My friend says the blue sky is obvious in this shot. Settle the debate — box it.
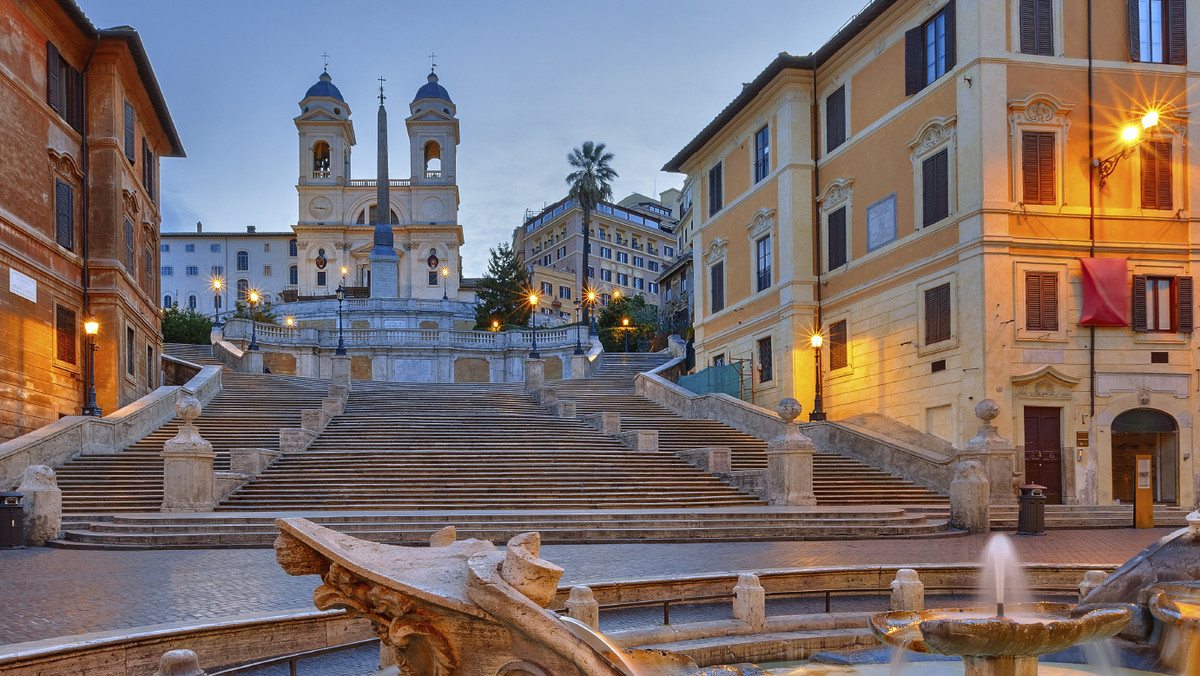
[77,1,865,275]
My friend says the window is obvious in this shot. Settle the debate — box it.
[316,271,326,286]
[45,42,83,131]
[754,125,770,182]
[601,269,613,282]
[1019,0,1054,55]
[289,239,298,256]
[211,265,223,276]
[312,140,331,178]
[163,294,172,307]
[1130,0,1186,64]
[146,345,154,388]
[236,250,249,271]
[757,336,773,382]
[755,236,772,292]
[922,149,950,226]
[617,251,629,264]
[160,243,169,252]
[123,100,135,162]
[161,266,173,276]
[905,2,956,95]
[55,305,76,365]
[541,282,553,295]
[236,279,249,298]
[1141,141,1172,210]
[188,295,197,309]
[830,320,848,370]
[144,248,152,286]
[126,327,135,375]
[828,206,847,270]
[1133,275,1192,332]
[633,256,644,268]
[1021,132,1055,205]
[664,246,675,257]
[263,265,272,277]
[708,162,724,215]
[710,262,725,313]
[826,87,847,152]
[1025,272,1059,331]
[924,283,952,344]
[185,243,195,253]
[210,243,221,253]
[617,273,629,286]
[648,261,660,273]
[587,266,594,279]
[560,286,571,299]
[713,354,725,367]
[142,139,155,202]
[54,179,73,250]
[633,277,644,291]
[289,265,298,285]
[186,266,198,276]
[262,243,270,253]
[429,270,439,286]
[600,246,613,259]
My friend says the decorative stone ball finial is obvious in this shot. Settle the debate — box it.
[175,396,202,425]
[974,399,1000,423]
[776,398,803,424]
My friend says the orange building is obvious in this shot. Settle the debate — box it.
[666,0,1195,507]
[0,0,183,441]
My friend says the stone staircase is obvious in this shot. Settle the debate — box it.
[163,342,224,366]
[557,354,949,506]
[918,503,1195,530]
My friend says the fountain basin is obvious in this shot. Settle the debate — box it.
[870,603,1131,657]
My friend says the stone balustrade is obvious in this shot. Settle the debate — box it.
[223,318,576,351]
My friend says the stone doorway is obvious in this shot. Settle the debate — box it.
[1023,406,1063,504]
[1111,408,1178,505]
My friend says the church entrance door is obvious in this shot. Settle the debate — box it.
[1023,406,1062,504]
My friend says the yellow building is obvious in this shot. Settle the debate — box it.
[665,0,1195,507]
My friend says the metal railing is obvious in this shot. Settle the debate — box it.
[208,638,378,676]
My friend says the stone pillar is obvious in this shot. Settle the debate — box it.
[17,465,61,546]
[524,358,545,394]
[161,397,215,512]
[244,349,263,375]
[153,649,207,676]
[331,354,352,388]
[570,354,588,379]
[1078,570,1107,601]
[891,569,925,611]
[962,398,1019,504]
[566,585,600,630]
[950,459,991,534]
[765,398,817,506]
[732,573,765,631]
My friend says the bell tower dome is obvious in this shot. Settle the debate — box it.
[295,71,356,188]
[407,70,459,188]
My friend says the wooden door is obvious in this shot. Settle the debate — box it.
[1112,433,1158,504]
[1023,406,1062,504]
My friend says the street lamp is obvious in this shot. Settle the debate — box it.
[340,266,348,285]
[247,290,260,350]
[528,293,540,358]
[285,315,295,328]
[622,317,631,352]
[441,266,449,300]
[810,332,826,421]
[211,278,223,326]
[586,290,597,337]
[82,316,101,416]
[573,298,584,355]
[1097,110,1161,187]
[335,285,347,356]
[492,319,500,332]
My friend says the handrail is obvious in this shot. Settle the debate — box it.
[208,638,378,675]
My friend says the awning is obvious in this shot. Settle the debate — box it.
[1079,257,1128,327]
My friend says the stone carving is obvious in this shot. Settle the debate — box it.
[950,459,990,533]
[776,398,803,424]
[122,188,141,216]
[817,178,854,209]
[891,569,925,612]
[974,399,999,423]
[46,148,83,180]
[160,396,215,512]
[703,238,727,265]
[765,398,817,506]
[908,116,957,156]
[746,208,776,238]
[1012,365,1080,400]
[1137,388,1152,406]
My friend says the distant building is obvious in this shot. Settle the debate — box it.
[514,192,678,323]
[0,0,182,440]
[658,182,696,333]
[159,225,295,316]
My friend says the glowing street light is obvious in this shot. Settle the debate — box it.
[573,298,584,355]
[441,266,450,300]
[82,316,101,416]
[622,317,631,352]
[335,285,347,356]
[285,315,295,328]
[528,293,540,358]
[211,277,224,326]
[810,332,826,421]
[247,290,260,351]
[1099,109,1163,187]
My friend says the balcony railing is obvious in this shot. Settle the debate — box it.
[425,170,442,179]
[224,318,575,351]
[312,169,330,179]
[345,179,411,187]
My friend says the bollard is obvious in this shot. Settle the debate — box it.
[1016,484,1047,535]
[1078,570,1108,601]
[732,573,765,631]
[566,585,600,630]
[891,569,925,611]
[153,649,207,676]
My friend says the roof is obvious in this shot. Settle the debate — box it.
[413,71,452,103]
[56,1,185,157]
[160,230,295,238]
[304,72,344,102]
[662,0,900,173]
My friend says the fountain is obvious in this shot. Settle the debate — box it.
[1147,582,1200,675]
[869,534,1132,676]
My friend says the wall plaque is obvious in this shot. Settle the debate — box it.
[8,269,36,302]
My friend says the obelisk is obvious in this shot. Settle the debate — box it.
[369,77,399,299]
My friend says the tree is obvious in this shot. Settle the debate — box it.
[233,298,279,324]
[161,304,213,345]
[473,242,532,329]
[596,294,657,352]
[566,141,617,333]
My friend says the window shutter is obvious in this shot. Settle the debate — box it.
[828,207,847,270]
[1128,0,1142,62]
[55,179,72,249]
[923,155,938,226]
[937,284,951,341]
[924,150,950,225]
[46,42,60,112]
[1167,0,1187,65]
[1022,133,1041,203]
[1156,142,1172,210]
[1037,133,1055,204]
[67,66,83,132]
[711,262,724,313]
[944,1,957,71]
[924,287,939,343]
[1019,0,1037,54]
[123,101,135,162]
[55,305,76,365]
[1142,141,1172,210]
[1132,274,1148,331]
[125,217,135,272]
[1042,272,1058,331]
[1025,272,1043,329]
[830,319,848,370]
[826,87,846,152]
[1177,276,1193,333]
[905,26,924,95]
[1035,0,1053,55]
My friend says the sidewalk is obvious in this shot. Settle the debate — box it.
[0,527,1175,648]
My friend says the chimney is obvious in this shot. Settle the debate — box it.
[196,221,203,233]
[247,225,256,233]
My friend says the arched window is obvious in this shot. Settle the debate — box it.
[312,141,331,178]
[163,294,172,307]
[236,250,249,271]
[188,295,197,309]
[289,265,298,285]
[236,278,249,299]
[359,205,400,225]
[424,141,442,177]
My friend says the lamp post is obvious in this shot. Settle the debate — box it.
[573,298,584,355]
[285,315,295,329]
[810,332,826,421]
[82,316,101,416]
[586,290,597,337]
[528,293,540,358]
[335,285,347,355]
[622,317,631,353]
[1096,110,1161,187]
[492,319,500,332]
[441,266,450,300]
[212,278,223,326]
[247,291,260,350]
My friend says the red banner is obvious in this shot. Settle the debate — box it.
[1079,257,1128,327]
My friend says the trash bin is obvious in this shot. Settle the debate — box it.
[0,491,24,549]
[1016,483,1046,536]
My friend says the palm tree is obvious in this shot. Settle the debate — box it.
[566,141,618,335]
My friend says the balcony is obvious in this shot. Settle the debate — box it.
[312,169,331,179]
[425,170,442,179]
[345,179,411,187]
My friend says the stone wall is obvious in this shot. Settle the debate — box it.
[544,356,563,380]
[455,357,490,383]
[262,352,296,375]
[350,356,372,380]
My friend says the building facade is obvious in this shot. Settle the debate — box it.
[514,192,679,322]
[666,0,1197,507]
[159,226,295,315]
[0,0,182,441]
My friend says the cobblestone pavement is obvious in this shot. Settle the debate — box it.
[0,528,1175,649]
